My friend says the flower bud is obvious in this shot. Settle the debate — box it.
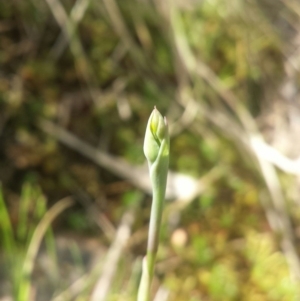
[143,107,168,164]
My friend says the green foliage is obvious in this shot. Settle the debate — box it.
[192,236,214,266]
[245,232,298,300]
[0,185,15,255]
[0,183,54,300]
[0,183,74,301]
[207,262,239,300]
[0,0,299,300]
[66,210,90,231]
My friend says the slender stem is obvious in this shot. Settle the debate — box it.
[138,180,164,301]
[147,155,168,262]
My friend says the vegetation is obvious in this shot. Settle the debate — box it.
[138,108,170,301]
[1,0,300,300]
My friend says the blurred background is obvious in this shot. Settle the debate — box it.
[1,0,300,300]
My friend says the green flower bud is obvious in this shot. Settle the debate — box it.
[143,107,169,164]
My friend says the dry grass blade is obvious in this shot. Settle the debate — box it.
[101,0,147,69]
[162,0,300,282]
[38,118,206,201]
[91,206,137,301]
[51,274,90,301]
[51,0,92,59]
[44,0,99,98]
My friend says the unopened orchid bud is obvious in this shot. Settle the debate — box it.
[143,107,169,165]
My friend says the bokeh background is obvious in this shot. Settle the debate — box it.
[1,0,300,300]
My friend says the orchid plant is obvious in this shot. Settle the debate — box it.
[137,107,170,301]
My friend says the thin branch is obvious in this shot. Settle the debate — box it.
[38,118,205,201]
